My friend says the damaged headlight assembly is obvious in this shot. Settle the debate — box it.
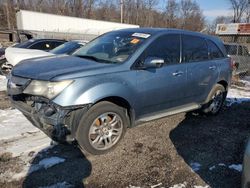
[24,80,73,99]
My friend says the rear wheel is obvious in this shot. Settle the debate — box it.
[76,101,129,155]
[203,84,226,115]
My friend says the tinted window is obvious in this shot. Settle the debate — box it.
[182,35,208,62]
[29,41,52,50]
[50,41,82,55]
[142,34,180,64]
[207,40,224,59]
[49,41,65,49]
[224,44,237,55]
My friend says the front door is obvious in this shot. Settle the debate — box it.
[135,34,188,116]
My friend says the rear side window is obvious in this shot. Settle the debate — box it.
[182,35,208,62]
[207,40,224,59]
[142,34,180,64]
[29,41,52,50]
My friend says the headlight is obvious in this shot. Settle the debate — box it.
[24,80,73,99]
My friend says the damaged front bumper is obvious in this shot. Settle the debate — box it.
[7,76,89,142]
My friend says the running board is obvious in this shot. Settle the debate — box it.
[138,103,200,122]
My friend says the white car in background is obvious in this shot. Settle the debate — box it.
[1,40,87,75]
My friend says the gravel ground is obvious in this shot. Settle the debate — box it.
[0,91,250,188]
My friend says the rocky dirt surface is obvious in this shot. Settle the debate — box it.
[0,91,249,187]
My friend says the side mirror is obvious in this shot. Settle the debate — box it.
[144,57,164,69]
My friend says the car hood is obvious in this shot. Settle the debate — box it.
[5,47,53,66]
[12,55,117,81]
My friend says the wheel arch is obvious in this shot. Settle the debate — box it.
[217,80,229,91]
[95,96,135,128]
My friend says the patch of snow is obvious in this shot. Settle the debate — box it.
[0,109,37,140]
[209,163,227,170]
[218,163,226,167]
[209,165,216,171]
[128,185,141,188]
[38,181,73,188]
[190,162,202,172]
[169,182,187,188]
[0,75,7,91]
[228,164,242,172]
[27,156,65,174]
[227,77,250,106]
[151,183,162,188]
[38,156,65,169]
[0,109,51,157]
[194,186,209,188]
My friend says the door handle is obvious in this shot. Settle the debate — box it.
[172,71,184,76]
[209,66,216,70]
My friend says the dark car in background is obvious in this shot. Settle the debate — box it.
[8,28,232,155]
[0,38,67,75]
[224,43,250,75]
[13,38,67,51]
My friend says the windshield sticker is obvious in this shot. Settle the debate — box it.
[130,38,140,44]
[132,33,151,39]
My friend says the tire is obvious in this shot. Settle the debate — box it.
[0,63,13,76]
[202,84,226,115]
[76,101,129,155]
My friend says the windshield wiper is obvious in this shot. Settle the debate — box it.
[75,55,117,64]
[75,55,100,62]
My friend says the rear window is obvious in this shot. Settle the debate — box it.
[182,35,209,62]
[207,40,224,59]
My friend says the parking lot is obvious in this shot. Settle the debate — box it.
[0,75,250,188]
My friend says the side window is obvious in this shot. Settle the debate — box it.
[29,41,51,50]
[49,41,64,49]
[182,35,208,62]
[207,40,224,59]
[142,34,180,64]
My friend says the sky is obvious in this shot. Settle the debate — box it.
[197,0,232,21]
[158,0,233,22]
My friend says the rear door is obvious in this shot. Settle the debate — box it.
[182,35,218,103]
[135,34,188,116]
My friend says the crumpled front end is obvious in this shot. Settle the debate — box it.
[7,75,88,142]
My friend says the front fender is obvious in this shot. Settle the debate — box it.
[74,82,134,105]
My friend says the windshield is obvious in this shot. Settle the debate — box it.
[50,41,83,55]
[73,31,150,64]
[13,39,34,48]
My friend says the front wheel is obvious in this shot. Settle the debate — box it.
[202,84,226,115]
[76,101,129,155]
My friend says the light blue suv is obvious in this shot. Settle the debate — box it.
[7,28,232,155]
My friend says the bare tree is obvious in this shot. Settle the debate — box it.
[179,0,205,31]
[229,0,248,23]
[164,0,179,28]
[0,0,206,31]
